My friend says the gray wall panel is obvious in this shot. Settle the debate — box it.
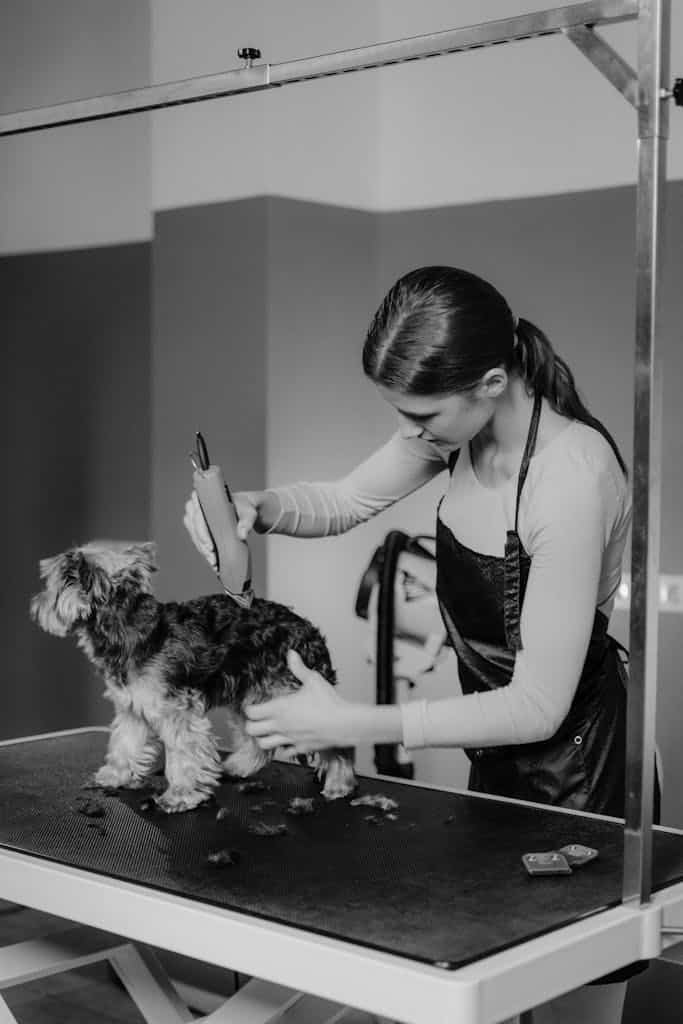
[151,199,268,604]
[0,243,151,738]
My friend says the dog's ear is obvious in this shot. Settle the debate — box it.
[76,553,94,592]
[38,554,62,581]
[125,542,158,573]
[74,552,110,604]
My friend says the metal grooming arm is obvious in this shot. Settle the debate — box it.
[0,2,647,137]
[1,0,680,923]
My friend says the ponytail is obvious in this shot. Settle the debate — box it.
[514,318,628,476]
[363,268,627,476]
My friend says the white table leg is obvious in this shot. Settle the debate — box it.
[109,943,194,1023]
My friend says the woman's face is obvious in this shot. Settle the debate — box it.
[375,383,495,450]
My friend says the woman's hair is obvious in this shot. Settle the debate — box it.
[362,266,627,474]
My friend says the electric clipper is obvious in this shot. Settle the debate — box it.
[190,431,254,609]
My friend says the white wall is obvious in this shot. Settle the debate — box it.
[0,0,151,255]
[376,0,683,208]
[151,0,381,212]
[150,0,682,213]
[4,3,680,247]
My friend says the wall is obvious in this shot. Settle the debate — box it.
[0,0,151,254]
[150,0,683,214]
[0,243,151,737]
[0,0,152,739]
[151,0,381,213]
[375,0,683,208]
[150,199,268,603]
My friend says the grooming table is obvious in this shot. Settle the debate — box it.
[1,729,683,1024]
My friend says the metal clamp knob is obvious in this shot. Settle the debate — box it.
[661,78,682,105]
[238,47,262,68]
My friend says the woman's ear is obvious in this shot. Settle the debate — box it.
[476,367,508,400]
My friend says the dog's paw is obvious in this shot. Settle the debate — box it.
[321,777,356,801]
[154,788,208,814]
[223,745,268,779]
[93,764,132,789]
[319,754,357,801]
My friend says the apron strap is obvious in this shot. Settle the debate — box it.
[514,391,543,534]
[504,391,543,651]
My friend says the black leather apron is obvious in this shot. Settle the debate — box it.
[436,393,656,818]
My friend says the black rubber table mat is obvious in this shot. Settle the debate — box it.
[2,730,683,969]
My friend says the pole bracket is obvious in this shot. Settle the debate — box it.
[563,24,638,107]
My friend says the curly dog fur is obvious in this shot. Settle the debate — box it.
[30,541,356,812]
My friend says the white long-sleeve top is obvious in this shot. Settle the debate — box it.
[265,420,631,751]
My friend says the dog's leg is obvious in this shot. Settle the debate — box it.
[315,748,357,801]
[94,710,161,789]
[222,710,270,778]
[154,701,222,813]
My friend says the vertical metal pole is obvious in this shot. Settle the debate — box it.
[623,0,670,906]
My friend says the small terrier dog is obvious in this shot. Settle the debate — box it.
[30,541,356,812]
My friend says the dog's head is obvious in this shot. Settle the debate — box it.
[30,541,157,637]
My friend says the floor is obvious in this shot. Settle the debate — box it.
[0,901,200,1023]
[2,958,149,1024]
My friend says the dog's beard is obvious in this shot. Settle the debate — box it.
[30,583,89,637]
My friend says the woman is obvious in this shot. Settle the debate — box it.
[184,266,657,1023]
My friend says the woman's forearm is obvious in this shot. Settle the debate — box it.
[399,687,562,751]
[252,489,285,533]
[257,434,445,538]
[340,693,535,750]
[260,483,351,537]
[343,702,404,747]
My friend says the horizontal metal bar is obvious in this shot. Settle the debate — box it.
[0,0,638,136]
[0,66,269,137]
[564,25,638,106]
[268,0,638,83]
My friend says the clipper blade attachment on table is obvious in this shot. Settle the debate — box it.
[522,852,573,876]
[522,844,598,876]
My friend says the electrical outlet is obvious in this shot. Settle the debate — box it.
[613,573,683,613]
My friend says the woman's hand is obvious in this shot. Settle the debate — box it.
[244,650,356,754]
[183,490,263,571]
